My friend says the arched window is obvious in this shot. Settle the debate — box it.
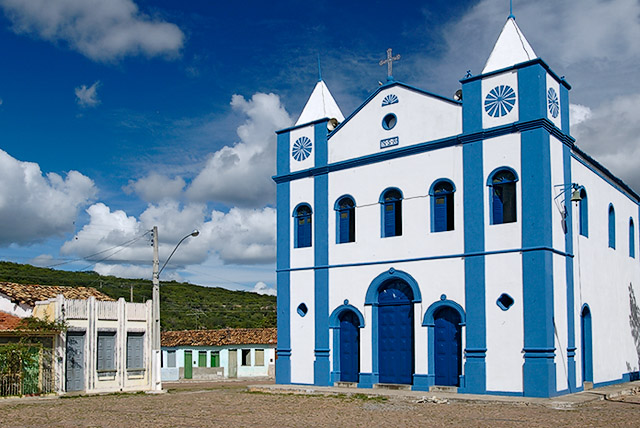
[579,187,588,237]
[488,168,518,225]
[608,204,615,249]
[430,180,455,232]
[335,196,356,244]
[294,204,312,248]
[380,188,402,237]
[630,218,635,258]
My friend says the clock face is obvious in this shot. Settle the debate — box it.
[292,136,312,161]
[547,88,560,118]
[485,85,516,118]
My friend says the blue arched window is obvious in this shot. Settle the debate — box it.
[608,204,615,249]
[335,196,356,244]
[488,168,518,225]
[429,179,455,232]
[380,188,403,237]
[630,218,635,258]
[294,204,312,248]
[579,187,588,237]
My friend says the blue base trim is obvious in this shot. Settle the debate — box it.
[275,351,291,385]
[412,374,432,391]
[485,390,524,397]
[330,371,340,384]
[357,372,377,388]
[313,352,331,386]
[594,371,640,388]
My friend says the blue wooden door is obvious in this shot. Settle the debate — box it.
[339,311,360,382]
[378,281,413,384]
[65,332,85,392]
[581,306,593,383]
[434,307,461,386]
[434,195,447,232]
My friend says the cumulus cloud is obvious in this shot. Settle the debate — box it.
[186,93,292,208]
[572,93,640,191]
[61,202,275,272]
[0,149,96,245]
[0,0,184,62]
[123,173,185,203]
[75,81,100,108]
[251,281,276,296]
[569,104,592,128]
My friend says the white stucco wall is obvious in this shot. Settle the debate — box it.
[289,269,315,384]
[0,293,32,317]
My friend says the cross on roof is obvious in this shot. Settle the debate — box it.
[379,48,400,80]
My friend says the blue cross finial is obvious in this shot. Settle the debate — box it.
[509,0,515,19]
[317,54,322,82]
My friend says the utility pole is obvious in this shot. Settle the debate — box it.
[130,283,134,302]
[151,226,161,392]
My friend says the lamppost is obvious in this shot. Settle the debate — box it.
[151,226,199,391]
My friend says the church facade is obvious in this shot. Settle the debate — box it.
[273,17,640,397]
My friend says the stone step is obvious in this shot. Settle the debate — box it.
[583,382,594,390]
[373,383,411,391]
[334,382,358,388]
[429,385,458,393]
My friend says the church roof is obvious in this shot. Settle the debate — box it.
[295,80,344,126]
[482,17,537,74]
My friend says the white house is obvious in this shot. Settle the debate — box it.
[161,328,276,381]
[0,282,153,394]
[273,15,640,397]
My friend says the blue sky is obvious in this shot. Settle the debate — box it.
[0,0,639,295]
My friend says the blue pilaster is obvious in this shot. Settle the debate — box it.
[460,76,486,394]
[275,131,291,384]
[313,120,331,386]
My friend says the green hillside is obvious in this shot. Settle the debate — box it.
[0,261,276,331]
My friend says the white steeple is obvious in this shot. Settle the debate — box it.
[482,17,537,74]
[295,80,345,126]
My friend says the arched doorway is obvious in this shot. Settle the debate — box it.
[378,280,414,384]
[434,307,462,386]
[339,311,360,382]
[581,305,593,383]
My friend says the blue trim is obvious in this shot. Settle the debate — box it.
[276,117,333,135]
[378,187,404,203]
[328,81,460,138]
[275,177,291,384]
[559,82,570,135]
[364,269,422,305]
[593,372,640,388]
[578,187,588,237]
[292,202,313,216]
[461,58,571,90]
[562,139,577,393]
[429,179,456,233]
[630,218,635,258]
[423,299,466,389]
[313,121,330,386]
[382,113,397,130]
[428,178,457,195]
[379,187,403,238]
[333,194,356,210]
[277,132,290,176]
[293,203,312,249]
[334,195,356,244]
[461,108,486,395]
[520,108,556,396]
[485,166,519,186]
[581,304,593,384]
[277,246,573,273]
[609,203,616,249]
[329,304,365,328]
[274,118,640,204]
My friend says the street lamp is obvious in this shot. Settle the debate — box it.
[151,226,199,391]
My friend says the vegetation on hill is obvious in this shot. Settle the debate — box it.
[0,261,276,331]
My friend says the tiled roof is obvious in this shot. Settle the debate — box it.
[0,311,22,331]
[162,328,277,347]
[0,282,114,307]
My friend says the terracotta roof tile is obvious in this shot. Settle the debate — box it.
[0,311,22,331]
[162,328,277,347]
[0,282,114,307]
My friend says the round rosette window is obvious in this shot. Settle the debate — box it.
[484,85,516,118]
[547,88,559,118]
[292,136,312,161]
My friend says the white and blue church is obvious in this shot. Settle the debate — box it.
[273,15,640,397]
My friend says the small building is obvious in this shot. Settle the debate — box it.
[0,282,153,395]
[161,328,276,381]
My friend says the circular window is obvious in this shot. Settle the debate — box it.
[382,113,397,130]
[297,303,308,317]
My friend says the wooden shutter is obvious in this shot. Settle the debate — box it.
[492,187,504,224]
[384,203,396,237]
[434,196,447,232]
[339,210,350,243]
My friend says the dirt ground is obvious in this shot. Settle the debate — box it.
[1,381,639,428]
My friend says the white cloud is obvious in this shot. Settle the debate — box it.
[569,104,592,128]
[123,173,185,203]
[61,202,275,273]
[572,93,640,192]
[0,149,96,245]
[251,281,276,296]
[0,0,184,62]
[75,81,100,108]
[186,93,292,208]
